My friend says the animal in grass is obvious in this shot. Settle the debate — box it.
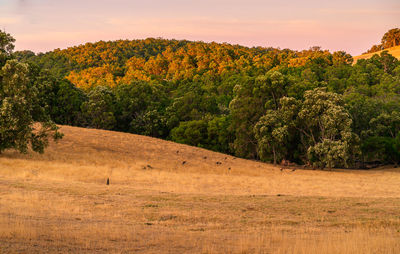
[280,159,296,167]
[280,160,297,172]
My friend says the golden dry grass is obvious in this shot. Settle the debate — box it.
[1,125,400,253]
[353,45,400,63]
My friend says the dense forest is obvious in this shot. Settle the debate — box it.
[4,28,400,168]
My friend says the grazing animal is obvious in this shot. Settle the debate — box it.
[216,161,222,165]
[281,159,298,167]
[182,161,186,165]
[106,178,110,185]
[147,165,153,169]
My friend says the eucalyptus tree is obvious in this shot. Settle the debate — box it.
[0,59,62,153]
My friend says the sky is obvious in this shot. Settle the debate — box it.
[0,0,399,55]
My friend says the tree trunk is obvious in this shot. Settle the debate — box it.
[273,146,277,165]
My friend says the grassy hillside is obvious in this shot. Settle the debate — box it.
[1,126,400,253]
[353,45,400,63]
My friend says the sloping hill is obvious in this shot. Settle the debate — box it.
[353,45,400,63]
[1,126,400,253]
[1,125,399,197]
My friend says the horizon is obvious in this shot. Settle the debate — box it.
[1,0,399,55]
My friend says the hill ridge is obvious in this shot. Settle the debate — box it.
[353,45,400,63]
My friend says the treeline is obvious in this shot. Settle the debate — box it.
[12,29,400,168]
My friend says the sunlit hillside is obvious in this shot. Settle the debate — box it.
[353,45,400,63]
[1,126,400,253]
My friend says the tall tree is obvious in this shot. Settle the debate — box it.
[0,30,15,55]
[0,59,62,153]
[0,30,15,67]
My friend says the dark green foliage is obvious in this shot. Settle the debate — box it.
[359,112,400,165]
[206,115,233,153]
[114,80,169,137]
[229,76,263,159]
[51,80,86,125]
[361,136,400,165]
[81,86,116,130]
[171,119,208,147]
[170,116,233,153]
[0,59,62,154]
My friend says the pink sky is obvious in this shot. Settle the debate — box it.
[1,0,399,55]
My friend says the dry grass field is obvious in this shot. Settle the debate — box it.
[353,45,400,63]
[1,125,400,253]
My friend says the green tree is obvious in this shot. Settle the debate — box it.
[254,97,298,164]
[299,88,359,168]
[229,76,271,159]
[0,59,62,154]
[81,86,116,130]
[0,30,15,66]
[0,30,15,55]
[254,110,288,164]
[256,88,359,168]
